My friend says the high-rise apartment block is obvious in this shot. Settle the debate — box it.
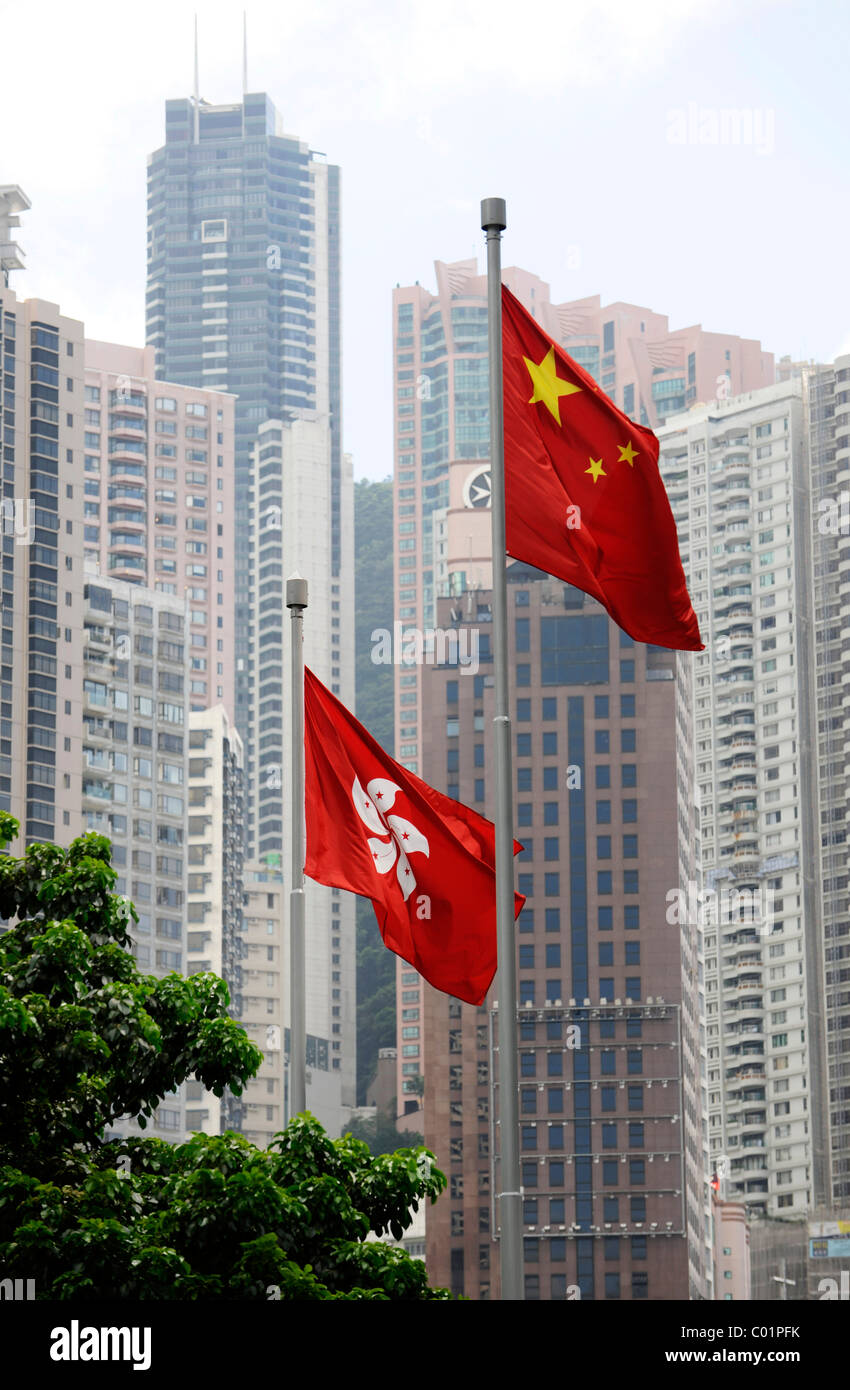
[390,259,772,1120]
[82,571,190,1139]
[659,381,828,1219]
[239,866,344,1137]
[0,279,86,851]
[186,704,245,1134]
[146,90,343,812]
[419,575,706,1299]
[248,414,356,1111]
[0,187,30,289]
[391,258,773,782]
[806,356,850,1205]
[147,96,354,1126]
[83,341,236,718]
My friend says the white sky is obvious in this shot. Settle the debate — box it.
[3,0,848,479]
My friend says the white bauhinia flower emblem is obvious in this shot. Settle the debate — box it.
[352,776,430,902]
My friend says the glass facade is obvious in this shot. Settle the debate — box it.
[146,94,341,841]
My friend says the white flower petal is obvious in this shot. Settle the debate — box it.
[367,836,396,875]
[396,849,416,901]
[366,778,401,816]
[387,815,429,859]
[352,775,386,835]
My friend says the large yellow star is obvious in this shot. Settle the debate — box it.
[618,440,639,467]
[523,346,581,426]
[585,457,606,483]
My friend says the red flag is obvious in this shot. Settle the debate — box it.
[502,285,703,651]
[303,667,524,1005]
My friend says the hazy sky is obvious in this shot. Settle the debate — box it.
[3,0,848,480]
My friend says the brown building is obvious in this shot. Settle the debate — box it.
[421,566,706,1299]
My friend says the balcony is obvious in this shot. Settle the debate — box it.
[727,753,757,771]
[108,391,146,413]
[726,1067,766,1089]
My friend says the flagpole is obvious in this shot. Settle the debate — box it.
[286,573,308,1117]
[481,197,523,1301]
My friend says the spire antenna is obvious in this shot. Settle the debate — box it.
[243,11,248,95]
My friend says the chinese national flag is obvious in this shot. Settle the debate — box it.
[502,285,703,651]
[303,668,524,1005]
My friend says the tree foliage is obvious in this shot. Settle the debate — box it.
[345,1109,424,1157]
[0,817,448,1299]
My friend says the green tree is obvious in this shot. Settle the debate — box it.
[345,1109,424,1157]
[0,817,448,1299]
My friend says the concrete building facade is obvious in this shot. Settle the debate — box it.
[806,355,850,1207]
[83,341,236,720]
[420,574,706,1299]
[0,278,86,852]
[659,382,828,1220]
[390,261,774,1120]
[146,89,343,847]
[186,704,245,1134]
[712,1195,751,1300]
[247,414,356,1115]
[82,571,190,1139]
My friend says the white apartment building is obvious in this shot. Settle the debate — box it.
[248,414,356,1123]
[186,705,245,1135]
[807,355,850,1206]
[659,381,828,1220]
[82,570,191,1140]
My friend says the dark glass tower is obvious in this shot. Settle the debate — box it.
[146,93,342,852]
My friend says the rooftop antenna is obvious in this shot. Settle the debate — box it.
[243,11,248,94]
[193,13,200,144]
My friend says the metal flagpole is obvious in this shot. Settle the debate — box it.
[286,573,308,1116]
[481,197,523,1300]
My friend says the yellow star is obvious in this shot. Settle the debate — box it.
[523,346,581,426]
[618,440,639,467]
[585,457,606,483]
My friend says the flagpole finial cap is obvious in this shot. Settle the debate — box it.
[480,197,507,232]
[286,574,308,609]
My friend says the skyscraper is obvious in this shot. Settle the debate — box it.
[248,415,356,1109]
[83,340,236,718]
[82,570,190,1141]
[0,266,86,851]
[419,575,706,1300]
[146,89,343,853]
[186,704,245,1134]
[146,88,355,1122]
[806,356,850,1206]
[390,258,773,1115]
[659,381,829,1218]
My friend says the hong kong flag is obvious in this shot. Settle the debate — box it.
[502,285,703,651]
[304,668,524,1005]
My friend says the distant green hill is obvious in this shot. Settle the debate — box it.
[354,478,396,1104]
